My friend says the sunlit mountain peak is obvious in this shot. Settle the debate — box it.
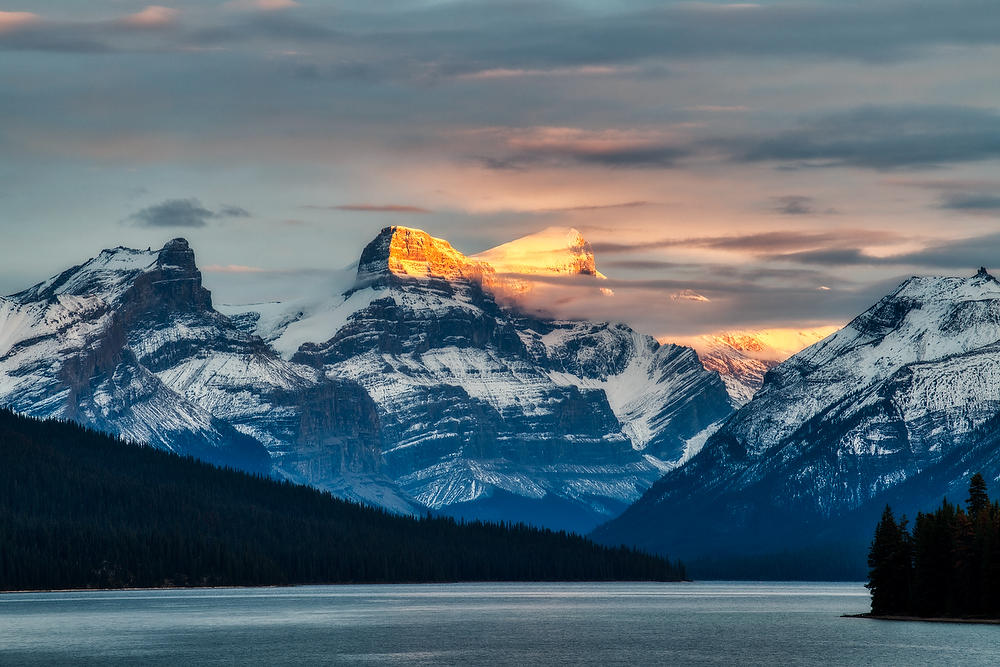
[356,225,611,304]
[473,226,606,279]
[670,326,840,404]
[357,225,496,284]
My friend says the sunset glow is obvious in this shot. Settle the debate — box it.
[2,1,999,344]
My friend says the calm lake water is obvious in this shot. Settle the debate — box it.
[1,582,997,665]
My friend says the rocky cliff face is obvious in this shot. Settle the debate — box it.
[594,270,1000,571]
[0,239,383,492]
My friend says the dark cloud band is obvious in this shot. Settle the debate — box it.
[128,198,251,228]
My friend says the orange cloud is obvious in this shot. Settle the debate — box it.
[223,0,300,10]
[504,126,685,157]
[203,264,267,273]
[457,65,633,80]
[322,204,431,213]
[117,6,179,28]
[0,11,40,32]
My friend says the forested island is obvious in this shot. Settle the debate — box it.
[0,409,684,591]
[866,474,1000,620]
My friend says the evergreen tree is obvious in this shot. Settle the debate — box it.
[868,473,1000,619]
[967,473,990,519]
[867,505,911,615]
[910,502,953,616]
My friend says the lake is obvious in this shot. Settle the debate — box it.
[1,582,997,665]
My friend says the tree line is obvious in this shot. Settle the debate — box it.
[0,409,685,591]
[867,473,1000,618]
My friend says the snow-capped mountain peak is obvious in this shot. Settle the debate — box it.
[357,226,497,285]
[473,226,605,279]
[354,225,608,298]
[12,237,209,308]
[4,230,732,531]
[596,268,1000,566]
[0,238,385,495]
[277,225,731,529]
[675,327,837,405]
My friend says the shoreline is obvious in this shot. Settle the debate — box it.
[843,613,1000,625]
[0,579,695,595]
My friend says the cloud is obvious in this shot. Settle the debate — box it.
[306,204,431,213]
[763,233,1000,271]
[127,198,251,227]
[592,229,903,254]
[218,204,251,217]
[685,105,750,113]
[601,259,700,271]
[483,262,896,338]
[116,6,179,29]
[474,127,691,170]
[189,11,334,44]
[456,65,634,80]
[881,178,1000,214]
[0,6,180,52]
[564,145,689,168]
[726,106,1000,170]
[771,196,815,215]
[887,233,1000,269]
[224,0,300,10]
[938,193,1000,212]
[203,264,267,273]
[322,0,1000,79]
[0,16,110,52]
[765,248,884,266]
[0,11,40,33]
[671,289,711,303]
[541,201,655,212]
[883,177,1000,192]
[8,0,1000,63]
[480,146,689,169]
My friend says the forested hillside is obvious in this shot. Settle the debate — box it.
[0,410,683,591]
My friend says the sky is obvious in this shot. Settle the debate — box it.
[3,0,1000,339]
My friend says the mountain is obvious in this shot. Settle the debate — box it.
[239,225,733,531]
[0,239,388,502]
[473,226,607,280]
[678,328,837,404]
[594,269,1000,577]
[1,228,732,532]
[0,409,683,591]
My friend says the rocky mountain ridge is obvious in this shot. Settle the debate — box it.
[0,239,396,504]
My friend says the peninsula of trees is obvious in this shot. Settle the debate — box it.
[0,409,684,591]
[867,474,1000,619]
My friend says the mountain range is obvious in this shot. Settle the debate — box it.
[0,226,731,532]
[7,223,1000,576]
[595,268,1000,576]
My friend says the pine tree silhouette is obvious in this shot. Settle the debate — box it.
[967,473,989,518]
